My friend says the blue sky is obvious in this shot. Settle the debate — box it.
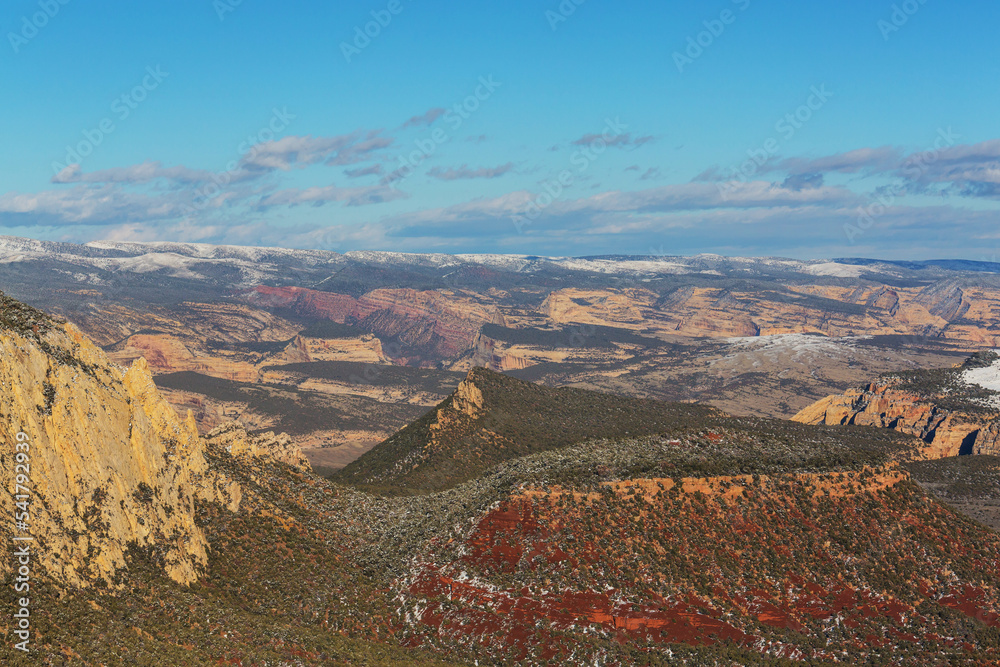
[2,0,999,260]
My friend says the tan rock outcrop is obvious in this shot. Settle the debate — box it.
[454,327,642,373]
[535,284,1000,346]
[542,288,652,330]
[0,298,315,590]
[451,373,485,419]
[269,333,389,365]
[793,380,1000,459]
[204,422,311,472]
[461,332,540,372]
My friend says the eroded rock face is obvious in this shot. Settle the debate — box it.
[205,422,312,472]
[73,301,300,349]
[450,373,485,419]
[793,380,1000,459]
[454,329,634,373]
[460,331,538,372]
[106,333,262,382]
[245,285,357,320]
[0,300,310,589]
[542,288,651,330]
[540,284,1000,346]
[0,323,223,587]
[349,289,506,364]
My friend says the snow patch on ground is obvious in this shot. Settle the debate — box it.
[87,240,338,264]
[344,251,699,276]
[548,258,693,275]
[95,253,207,279]
[712,333,871,371]
[962,353,1000,392]
[724,333,869,354]
[802,262,866,278]
[960,353,1000,409]
[0,235,941,287]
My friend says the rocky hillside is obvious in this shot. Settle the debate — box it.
[333,367,723,493]
[392,462,1000,663]
[12,392,1000,664]
[339,413,1000,664]
[793,351,1000,458]
[0,289,323,588]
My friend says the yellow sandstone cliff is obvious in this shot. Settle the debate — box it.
[0,298,309,589]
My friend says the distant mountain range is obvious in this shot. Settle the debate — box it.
[3,235,999,287]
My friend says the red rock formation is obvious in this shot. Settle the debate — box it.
[396,467,1000,662]
[245,285,358,320]
[245,285,505,361]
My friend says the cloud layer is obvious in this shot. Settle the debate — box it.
[5,112,1000,260]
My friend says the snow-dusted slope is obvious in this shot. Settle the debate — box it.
[86,240,339,264]
[0,236,345,286]
[0,234,985,286]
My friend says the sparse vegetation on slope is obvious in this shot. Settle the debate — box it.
[9,286,1000,665]
[0,288,59,338]
[334,367,923,495]
[334,367,726,493]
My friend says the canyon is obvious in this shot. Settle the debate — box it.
[7,283,1000,663]
[5,238,998,471]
